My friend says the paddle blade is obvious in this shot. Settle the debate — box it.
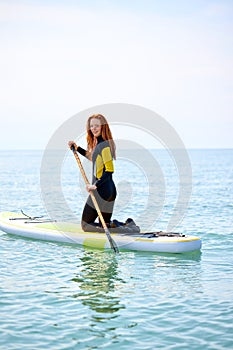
[105,228,119,253]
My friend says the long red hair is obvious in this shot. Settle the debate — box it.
[86,114,116,159]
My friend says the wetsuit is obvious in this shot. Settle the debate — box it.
[77,136,117,231]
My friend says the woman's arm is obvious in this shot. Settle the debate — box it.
[95,146,114,188]
[68,141,91,160]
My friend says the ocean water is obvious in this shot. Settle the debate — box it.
[0,149,233,350]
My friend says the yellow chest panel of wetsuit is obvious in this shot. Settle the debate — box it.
[95,146,114,179]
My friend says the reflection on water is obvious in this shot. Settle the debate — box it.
[71,249,125,317]
[70,248,203,318]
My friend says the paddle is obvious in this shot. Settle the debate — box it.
[70,145,119,253]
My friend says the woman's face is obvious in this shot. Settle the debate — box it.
[90,118,102,137]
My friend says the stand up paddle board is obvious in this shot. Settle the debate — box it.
[0,211,202,253]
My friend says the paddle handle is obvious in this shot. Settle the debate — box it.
[71,146,89,184]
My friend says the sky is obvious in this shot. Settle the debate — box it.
[0,0,232,149]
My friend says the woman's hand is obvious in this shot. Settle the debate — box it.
[68,141,78,150]
[86,184,97,192]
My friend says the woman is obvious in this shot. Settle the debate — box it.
[68,114,117,231]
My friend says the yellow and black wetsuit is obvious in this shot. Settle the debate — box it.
[77,135,117,231]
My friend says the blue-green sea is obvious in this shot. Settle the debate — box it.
[0,149,233,349]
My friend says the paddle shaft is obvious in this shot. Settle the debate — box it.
[71,146,119,253]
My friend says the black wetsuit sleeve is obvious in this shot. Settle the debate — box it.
[94,171,113,189]
[77,146,87,157]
